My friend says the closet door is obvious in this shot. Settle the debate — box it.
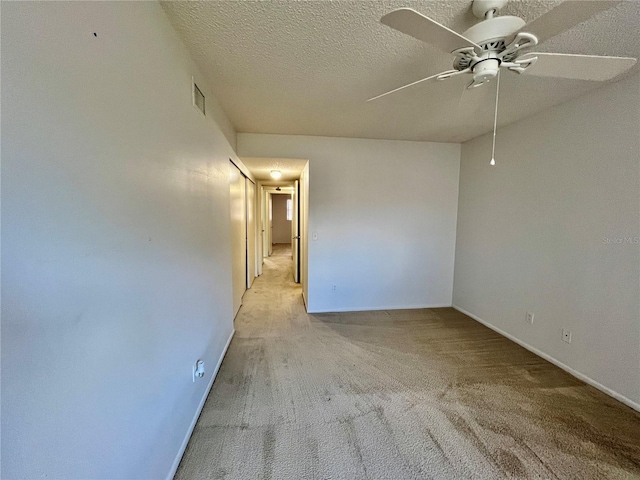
[246,178,256,288]
[229,161,246,317]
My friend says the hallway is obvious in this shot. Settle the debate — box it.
[175,248,640,479]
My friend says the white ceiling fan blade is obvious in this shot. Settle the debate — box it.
[518,1,621,44]
[519,52,637,81]
[367,72,446,102]
[367,69,468,102]
[381,8,479,53]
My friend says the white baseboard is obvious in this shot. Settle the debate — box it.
[452,305,640,413]
[166,329,236,480]
[307,303,452,314]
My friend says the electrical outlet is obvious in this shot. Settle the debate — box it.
[192,360,205,382]
[332,284,337,292]
[526,312,534,324]
[562,329,572,344]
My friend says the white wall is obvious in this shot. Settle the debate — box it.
[453,72,640,408]
[238,134,461,313]
[272,194,292,244]
[1,2,237,478]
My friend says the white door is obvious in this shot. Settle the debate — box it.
[268,193,273,256]
[246,178,256,288]
[262,188,269,260]
[292,180,300,283]
[300,162,309,306]
[229,161,246,317]
[257,184,263,277]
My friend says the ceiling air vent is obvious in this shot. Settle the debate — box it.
[192,78,205,116]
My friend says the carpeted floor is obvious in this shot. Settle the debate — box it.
[175,244,640,479]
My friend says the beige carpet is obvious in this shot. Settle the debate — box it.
[175,244,640,479]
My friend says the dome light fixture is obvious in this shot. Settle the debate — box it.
[270,170,282,179]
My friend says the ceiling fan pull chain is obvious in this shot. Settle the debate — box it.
[490,70,500,166]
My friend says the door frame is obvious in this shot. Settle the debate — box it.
[262,186,294,258]
[291,180,300,283]
[253,159,309,308]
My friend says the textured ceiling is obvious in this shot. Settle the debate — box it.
[241,157,307,183]
[162,1,640,143]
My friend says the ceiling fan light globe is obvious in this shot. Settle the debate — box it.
[471,58,499,86]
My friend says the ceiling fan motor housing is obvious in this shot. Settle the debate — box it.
[456,14,530,85]
[462,16,526,46]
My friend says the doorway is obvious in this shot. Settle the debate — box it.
[266,185,299,282]
[262,185,298,283]
[236,157,309,309]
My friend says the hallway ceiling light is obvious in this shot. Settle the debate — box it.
[270,170,282,179]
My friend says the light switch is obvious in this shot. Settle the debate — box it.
[312,232,318,241]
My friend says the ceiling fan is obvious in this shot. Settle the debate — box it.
[369,0,637,101]
[368,0,637,165]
